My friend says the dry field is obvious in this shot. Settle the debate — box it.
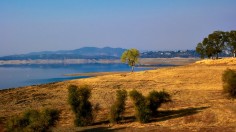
[1,58,236,131]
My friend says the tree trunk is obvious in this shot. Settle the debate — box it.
[216,53,219,59]
[234,50,236,58]
[131,66,134,72]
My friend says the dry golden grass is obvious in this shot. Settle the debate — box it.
[1,58,236,131]
[195,57,236,65]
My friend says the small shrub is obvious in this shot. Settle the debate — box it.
[42,109,61,127]
[68,85,80,114]
[68,85,93,126]
[129,90,151,123]
[222,69,236,98]
[109,89,127,123]
[146,90,171,115]
[6,108,60,132]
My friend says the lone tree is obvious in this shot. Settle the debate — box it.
[121,48,140,72]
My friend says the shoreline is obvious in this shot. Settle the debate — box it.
[0,58,199,65]
[64,71,128,77]
[0,58,199,90]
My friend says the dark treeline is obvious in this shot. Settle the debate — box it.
[196,30,236,59]
[141,50,199,58]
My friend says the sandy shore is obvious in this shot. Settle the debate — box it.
[64,71,128,77]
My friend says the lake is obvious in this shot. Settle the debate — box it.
[0,64,152,90]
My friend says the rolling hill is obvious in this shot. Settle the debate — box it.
[0,47,126,60]
[0,58,236,131]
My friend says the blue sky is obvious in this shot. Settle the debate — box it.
[0,0,236,56]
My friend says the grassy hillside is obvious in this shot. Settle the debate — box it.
[1,59,236,131]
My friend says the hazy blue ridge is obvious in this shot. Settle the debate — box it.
[0,46,233,60]
[0,47,126,60]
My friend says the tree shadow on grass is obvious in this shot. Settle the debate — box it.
[150,106,209,122]
[121,106,209,124]
[82,106,209,131]
[75,125,126,132]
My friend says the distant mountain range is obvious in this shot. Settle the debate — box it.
[0,47,126,60]
[0,47,231,60]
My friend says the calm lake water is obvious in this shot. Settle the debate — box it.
[0,64,151,90]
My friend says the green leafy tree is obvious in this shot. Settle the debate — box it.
[68,85,93,126]
[109,89,127,123]
[226,30,236,57]
[203,37,215,59]
[196,42,206,59]
[208,31,227,59]
[196,31,227,59]
[121,48,140,72]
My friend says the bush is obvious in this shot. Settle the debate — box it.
[222,69,236,98]
[6,108,60,132]
[129,90,151,123]
[68,85,93,126]
[146,90,171,115]
[109,89,127,123]
[129,90,171,123]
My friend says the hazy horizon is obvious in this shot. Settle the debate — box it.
[0,46,195,57]
[1,0,236,56]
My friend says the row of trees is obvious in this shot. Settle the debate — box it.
[68,85,171,126]
[110,89,171,123]
[196,30,236,59]
[6,84,170,130]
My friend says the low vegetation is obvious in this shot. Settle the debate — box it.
[109,89,127,123]
[68,85,93,126]
[146,90,171,115]
[129,90,171,123]
[222,69,236,98]
[129,90,151,123]
[6,108,60,132]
